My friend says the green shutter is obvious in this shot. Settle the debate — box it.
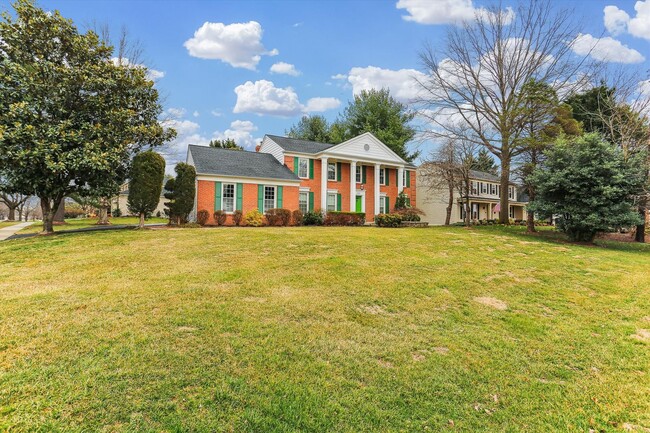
[406,197,411,207]
[395,169,399,185]
[362,165,367,184]
[406,170,411,187]
[236,183,243,211]
[309,159,314,179]
[258,185,264,212]
[385,168,390,186]
[277,186,283,208]
[337,193,341,211]
[385,196,390,213]
[214,181,222,211]
[337,162,342,182]
[309,192,314,211]
[293,157,299,176]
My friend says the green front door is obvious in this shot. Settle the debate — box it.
[355,195,362,212]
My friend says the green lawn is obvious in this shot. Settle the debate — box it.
[17,216,169,234]
[0,226,649,432]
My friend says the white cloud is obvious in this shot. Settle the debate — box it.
[343,66,427,103]
[396,0,514,25]
[111,57,165,82]
[233,80,340,116]
[292,22,303,28]
[603,1,650,40]
[184,21,278,70]
[270,61,301,76]
[193,111,200,117]
[304,97,341,112]
[165,107,187,119]
[213,120,261,150]
[604,5,630,35]
[331,73,347,80]
[211,110,222,117]
[640,79,650,97]
[571,33,645,64]
[159,118,209,172]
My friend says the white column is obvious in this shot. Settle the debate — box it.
[320,157,328,212]
[350,160,357,211]
[397,166,404,192]
[374,163,381,216]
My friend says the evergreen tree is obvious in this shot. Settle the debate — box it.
[471,149,498,175]
[286,115,332,142]
[529,134,644,242]
[164,163,196,225]
[209,138,243,150]
[127,151,165,228]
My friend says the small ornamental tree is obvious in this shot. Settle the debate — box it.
[127,151,165,228]
[529,134,645,242]
[164,163,196,225]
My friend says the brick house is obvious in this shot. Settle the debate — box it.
[187,132,416,225]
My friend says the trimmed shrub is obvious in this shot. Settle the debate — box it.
[197,209,210,226]
[324,211,366,226]
[265,208,291,226]
[244,209,264,227]
[232,210,243,226]
[292,209,303,226]
[112,208,122,217]
[375,213,402,228]
[213,210,227,226]
[303,210,324,226]
[395,207,423,222]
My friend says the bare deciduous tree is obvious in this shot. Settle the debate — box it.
[416,0,595,224]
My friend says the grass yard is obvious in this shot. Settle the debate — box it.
[0,221,21,229]
[17,216,169,234]
[0,226,649,432]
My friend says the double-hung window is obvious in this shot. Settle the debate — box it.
[326,193,337,212]
[356,165,362,183]
[402,170,407,187]
[327,162,336,181]
[508,186,515,200]
[264,186,276,213]
[379,195,386,214]
[299,191,309,213]
[222,183,235,212]
[489,184,496,196]
[379,168,385,185]
[298,158,309,178]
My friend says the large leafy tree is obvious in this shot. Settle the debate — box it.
[529,134,644,242]
[286,115,333,143]
[127,151,165,228]
[0,0,175,233]
[334,89,418,161]
[164,163,196,225]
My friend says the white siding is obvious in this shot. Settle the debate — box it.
[324,133,405,165]
[259,136,285,163]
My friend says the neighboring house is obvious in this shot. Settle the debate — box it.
[187,132,417,225]
[417,168,529,225]
[112,183,167,217]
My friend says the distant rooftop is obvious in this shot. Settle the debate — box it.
[265,134,335,154]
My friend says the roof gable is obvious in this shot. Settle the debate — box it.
[321,132,407,164]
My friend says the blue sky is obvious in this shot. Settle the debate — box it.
[8,0,650,168]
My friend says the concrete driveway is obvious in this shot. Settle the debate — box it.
[0,221,33,241]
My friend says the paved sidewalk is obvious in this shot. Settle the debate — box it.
[0,221,33,241]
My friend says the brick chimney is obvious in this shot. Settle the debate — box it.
[255,143,261,152]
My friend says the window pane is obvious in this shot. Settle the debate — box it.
[264,186,275,212]
[223,183,235,212]
[379,168,385,184]
[380,197,385,214]
[326,193,336,212]
[299,192,308,213]
[328,163,336,181]
[356,166,361,183]
[298,158,309,178]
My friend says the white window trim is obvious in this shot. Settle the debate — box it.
[298,158,309,179]
[263,186,277,213]
[327,162,337,181]
[379,193,387,214]
[222,183,236,214]
[299,191,309,213]
[326,192,338,212]
[379,168,386,185]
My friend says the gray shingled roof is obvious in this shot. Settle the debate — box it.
[470,170,500,182]
[265,134,334,154]
[188,145,300,181]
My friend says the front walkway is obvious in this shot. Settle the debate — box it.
[0,221,33,241]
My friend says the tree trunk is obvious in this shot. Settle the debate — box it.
[40,197,56,234]
[445,184,454,225]
[7,206,16,221]
[499,157,511,225]
[139,212,145,229]
[526,190,536,233]
[635,205,646,243]
[96,197,110,225]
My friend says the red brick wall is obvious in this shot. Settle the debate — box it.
[196,179,300,226]
[284,156,323,211]
[380,167,398,211]
[404,169,417,208]
[327,162,351,212]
